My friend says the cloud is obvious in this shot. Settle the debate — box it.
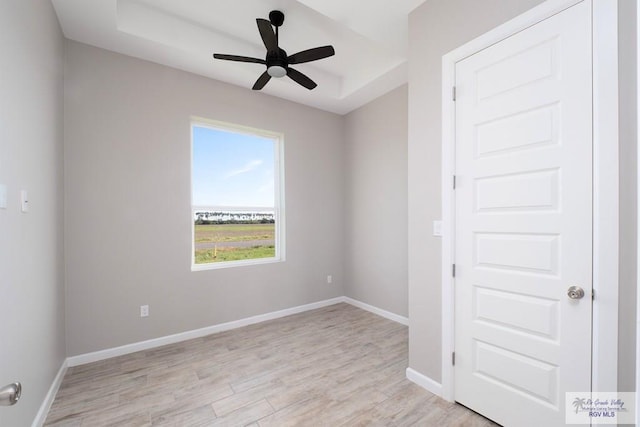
[224,160,263,179]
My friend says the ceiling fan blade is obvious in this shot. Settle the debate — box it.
[256,19,278,51]
[213,54,265,64]
[287,46,335,64]
[252,71,272,90]
[286,67,317,90]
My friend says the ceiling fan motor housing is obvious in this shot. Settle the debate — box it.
[266,48,288,77]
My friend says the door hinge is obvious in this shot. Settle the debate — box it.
[452,86,457,101]
[453,175,456,189]
[452,264,456,277]
[592,289,595,301]
[452,351,456,366]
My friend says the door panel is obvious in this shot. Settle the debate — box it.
[453,2,592,426]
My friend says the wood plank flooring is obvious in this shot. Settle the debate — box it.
[44,303,497,426]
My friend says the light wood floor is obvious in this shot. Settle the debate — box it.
[44,303,496,426]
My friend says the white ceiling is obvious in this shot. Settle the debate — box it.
[51,0,426,114]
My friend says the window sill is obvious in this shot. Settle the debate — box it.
[191,256,284,271]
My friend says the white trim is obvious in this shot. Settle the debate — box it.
[66,296,408,367]
[441,44,456,402]
[591,0,619,394]
[406,367,442,396]
[190,256,283,272]
[32,360,68,427]
[636,0,640,422]
[343,297,409,325]
[441,0,618,403]
[67,297,343,366]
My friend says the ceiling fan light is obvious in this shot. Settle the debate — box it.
[267,65,286,78]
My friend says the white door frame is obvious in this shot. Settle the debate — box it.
[441,0,619,402]
[636,2,640,424]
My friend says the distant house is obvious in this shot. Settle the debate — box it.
[194,210,275,223]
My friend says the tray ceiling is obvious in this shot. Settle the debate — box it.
[52,0,425,114]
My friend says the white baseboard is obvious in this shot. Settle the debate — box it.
[342,297,409,325]
[32,359,68,427]
[406,367,442,397]
[67,297,344,367]
[67,296,408,368]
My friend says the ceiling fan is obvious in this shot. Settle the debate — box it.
[213,10,335,91]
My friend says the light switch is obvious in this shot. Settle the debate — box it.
[0,185,6,209]
[433,220,443,236]
[20,190,28,213]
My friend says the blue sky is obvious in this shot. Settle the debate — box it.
[192,125,275,208]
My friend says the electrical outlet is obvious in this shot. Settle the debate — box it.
[327,275,332,284]
[140,305,149,317]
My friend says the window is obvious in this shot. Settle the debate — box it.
[191,119,284,270]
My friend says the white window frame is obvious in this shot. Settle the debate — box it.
[190,117,286,271]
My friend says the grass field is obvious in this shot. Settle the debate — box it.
[194,223,274,243]
[194,223,275,264]
[195,245,275,263]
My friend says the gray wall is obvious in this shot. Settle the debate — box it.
[64,41,345,356]
[618,0,637,393]
[344,85,408,317]
[0,1,66,425]
[407,0,544,382]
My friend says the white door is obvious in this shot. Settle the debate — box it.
[453,2,592,426]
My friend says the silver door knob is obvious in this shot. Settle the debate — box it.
[0,383,21,406]
[567,286,585,300]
